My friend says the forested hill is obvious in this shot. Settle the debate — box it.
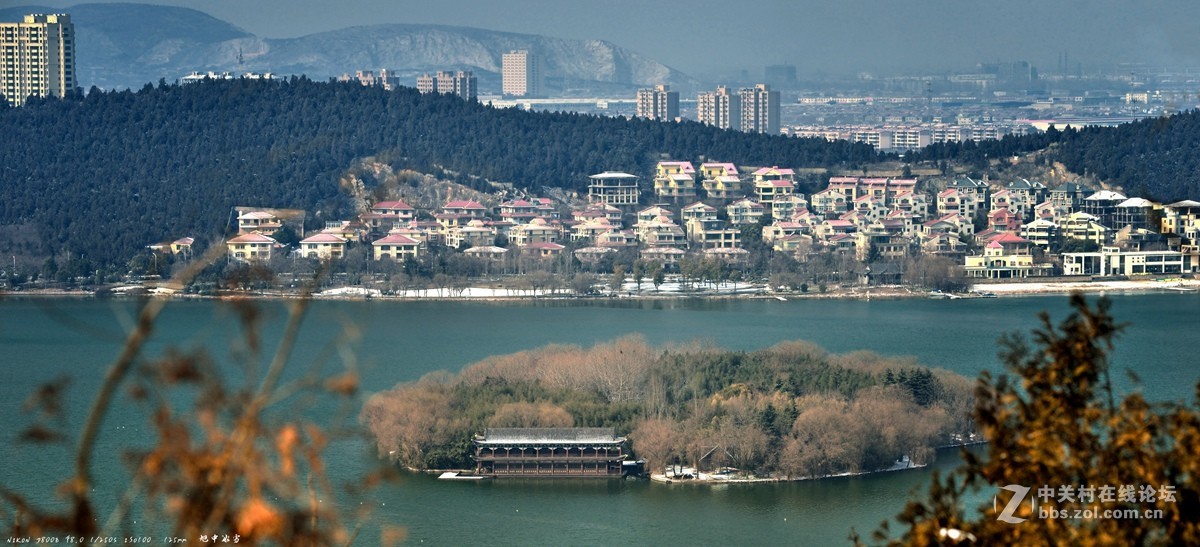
[906,110,1200,202]
[0,78,878,268]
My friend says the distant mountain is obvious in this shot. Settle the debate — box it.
[1,3,697,93]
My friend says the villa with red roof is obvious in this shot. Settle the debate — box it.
[654,161,697,201]
[372,232,423,261]
[226,232,279,262]
[298,233,348,260]
[964,232,1051,279]
[699,163,742,201]
[752,167,796,205]
[726,199,765,225]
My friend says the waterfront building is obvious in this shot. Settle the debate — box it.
[588,171,640,209]
[636,215,687,249]
[639,246,686,267]
[685,217,741,249]
[226,233,279,262]
[1063,246,1192,276]
[637,84,679,121]
[964,233,1052,279]
[298,233,347,260]
[511,217,561,247]
[445,219,495,249]
[473,427,629,477]
[502,50,541,97]
[697,86,740,130]
[372,231,423,261]
[1,13,75,107]
[739,84,780,134]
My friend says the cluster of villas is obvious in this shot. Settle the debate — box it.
[212,161,1200,280]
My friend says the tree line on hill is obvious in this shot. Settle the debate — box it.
[360,336,975,477]
[0,78,879,271]
[904,111,1200,202]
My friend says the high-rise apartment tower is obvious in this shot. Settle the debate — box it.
[739,84,780,134]
[636,84,679,121]
[502,50,541,98]
[697,86,741,130]
[1,13,76,107]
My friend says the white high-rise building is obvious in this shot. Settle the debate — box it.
[1,13,76,107]
[738,84,780,134]
[697,86,741,130]
[502,50,541,98]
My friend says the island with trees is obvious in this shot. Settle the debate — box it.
[361,335,975,480]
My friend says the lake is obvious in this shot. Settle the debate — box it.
[1,293,1196,544]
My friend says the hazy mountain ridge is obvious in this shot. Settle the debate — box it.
[2,3,694,92]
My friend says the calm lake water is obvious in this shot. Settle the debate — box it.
[1,293,1196,544]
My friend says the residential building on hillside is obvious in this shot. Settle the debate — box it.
[1113,197,1153,231]
[726,199,765,225]
[637,84,679,121]
[1,13,75,107]
[1082,190,1126,228]
[502,50,540,97]
[752,166,795,205]
[697,86,740,130]
[964,233,1051,279]
[652,160,696,201]
[511,217,560,247]
[681,201,718,223]
[685,217,740,249]
[588,171,640,209]
[372,231,422,261]
[1020,218,1061,250]
[1060,211,1111,246]
[1161,200,1200,238]
[699,162,742,201]
[226,233,279,262]
[298,233,347,260]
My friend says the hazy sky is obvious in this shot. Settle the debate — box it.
[30,0,1200,76]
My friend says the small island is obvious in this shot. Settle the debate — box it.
[361,335,976,481]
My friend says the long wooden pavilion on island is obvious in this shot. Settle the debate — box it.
[472,427,629,478]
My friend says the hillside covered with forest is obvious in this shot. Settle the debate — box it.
[0,77,877,270]
[905,111,1200,201]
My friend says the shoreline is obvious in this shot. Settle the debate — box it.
[2,276,1198,302]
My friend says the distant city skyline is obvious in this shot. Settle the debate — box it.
[19,0,1200,78]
